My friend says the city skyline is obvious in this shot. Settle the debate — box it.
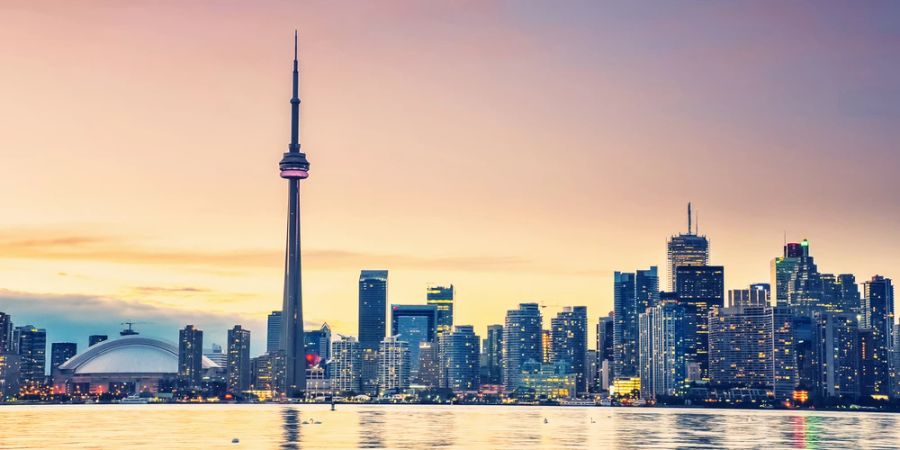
[3,1,900,355]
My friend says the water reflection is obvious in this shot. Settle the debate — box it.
[281,407,301,449]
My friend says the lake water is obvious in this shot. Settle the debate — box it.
[1,404,898,449]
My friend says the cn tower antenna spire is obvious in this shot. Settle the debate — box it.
[289,30,300,152]
[687,202,692,235]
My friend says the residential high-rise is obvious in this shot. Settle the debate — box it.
[0,353,20,399]
[0,313,12,353]
[503,303,542,390]
[250,353,275,392]
[541,329,551,363]
[178,325,203,388]
[772,306,798,400]
[550,306,588,393]
[666,203,709,290]
[227,325,251,395]
[359,270,389,351]
[50,342,77,375]
[417,341,442,388]
[330,336,361,394]
[863,275,894,396]
[427,284,454,335]
[639,301,691,399]
[391,304,437,379]
[816,313,860,400]
[836,274,862,315]
[708,303,774,389]
[440,325,480,392]
[88,335,108,347]
[278,32,312,398]
[377,336,410,395]
[614,267,658,379]
[596,315,614,391]
[267,311,282,354]
[675,265,724,381]
[481,324,503,385]
[13,326,46,386]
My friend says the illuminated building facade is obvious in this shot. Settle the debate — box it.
[708,304,774,389]
[480,324,503,385]
[596,315,614,391]
[391,304,436,379]
[666,203,709,291]
[377,336,410,395]
[519,360,577,399]
[639,301,691,399]
[426,284,454,335]
[50,342,77,375]
[330,336,361,394]
[266,311,282,354]
[675,265,724,381]
[772,306,797,399]
[439,325,480,392]
[502,303,542,390]
[226,325,251,394]
[550,306,588,393]
[178,325,203,388]
[614,267,659,380]
[863,275,894,396]
[13,326,46,387]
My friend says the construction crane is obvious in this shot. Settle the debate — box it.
[120,322,145,336]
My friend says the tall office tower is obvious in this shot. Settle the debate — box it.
[772,306,797,400]
[13,326,46,386]
[596,315,614,391]
[550,306,588,393]
[278,33,312,399]
[391,304,437,379]
[613,267,659,381]
[439,325,480,392]
[771,240,826,308]
[585,350,598,393]
[820,274,840,312]
[50,342,77,375]
[893,324,900,400]
[0,313,11,353]
[708,304,774,388]
[481,324,503,385]
[427,284,455,335]
[790,311,822,396]
[417,341,442,387]
[836,274,862,316]
[666,203,709,291]
[816,313,860,400]
[227,325,252,394]
[267,311,283,354]
[728,287,768,308]
[88,335,108,347]
[330,336,361,394]
[541,329,551,363]
[675,265,724,381]
[863,275,894,396]
[638,301,691,399]
[178,325,204,388]
[858,328,877,397]
[377,336,410,395]
[0,352,20,398]
[359,270,388,395]
[502,303,542,390]
[304,323,332,370]
[250,353,275,391]
[359,270,389,350]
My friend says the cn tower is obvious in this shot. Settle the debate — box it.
[279,31,309,398]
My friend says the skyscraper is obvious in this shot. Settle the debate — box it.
[439,325,480,392]
[666,203,709,290]
[267,311,282,354]
[304,323,332,370]
[88,335,108,347]
[330,336,361,394]
[227,325,251,395]
[417,341,442,388]
[836,274,862,315]
[178,325,203,388]
[771,240,826,309]
[279,32,312,398]
[390,304,436,379]
[816,312,860,400]
[13,326,46,386]
[639,301,691,399]
[427,284,455,335]
[708,303,774,389]
[481,324,503,385]
[675,265,724,381]
[503,303,542,390]
[550,306,588,393]
[596,315,614,391]
[772,306,797,400]
[863,275,894,396]
[359,270,389,351]
[613,267,658,379]
[0,313,11,353]
[50,342,77,375]
[377,336,410,395]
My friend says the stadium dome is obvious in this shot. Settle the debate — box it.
[59,335,219,374]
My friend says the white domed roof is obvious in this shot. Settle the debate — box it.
[59,335,220,375]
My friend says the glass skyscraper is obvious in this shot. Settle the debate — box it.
[426,284,454,335]
[481,324,503,385]
[503,303,542,390]
[439,325,480,392]
[266,311,282,354]
[614,267,658,379]
[639,300,691,399]
[550,306,588,393]
[390,304,437,379]
[666,204,709,291]
[596,315,614,391]
[359,270,389,351]
[50,342,77,375]
[13,326,46,386]
[708,303,774,389]
[863,275,894,396]
[675,265,724,382]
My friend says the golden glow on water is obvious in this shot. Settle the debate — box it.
[1,405,899,449]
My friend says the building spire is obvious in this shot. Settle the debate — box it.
[687,202,692,235]
[290,30,300,153]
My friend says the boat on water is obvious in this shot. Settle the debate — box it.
[119,395,150,404]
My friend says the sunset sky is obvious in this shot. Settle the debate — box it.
[2,1,899,353]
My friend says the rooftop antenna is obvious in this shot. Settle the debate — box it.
[687,202,692,235]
